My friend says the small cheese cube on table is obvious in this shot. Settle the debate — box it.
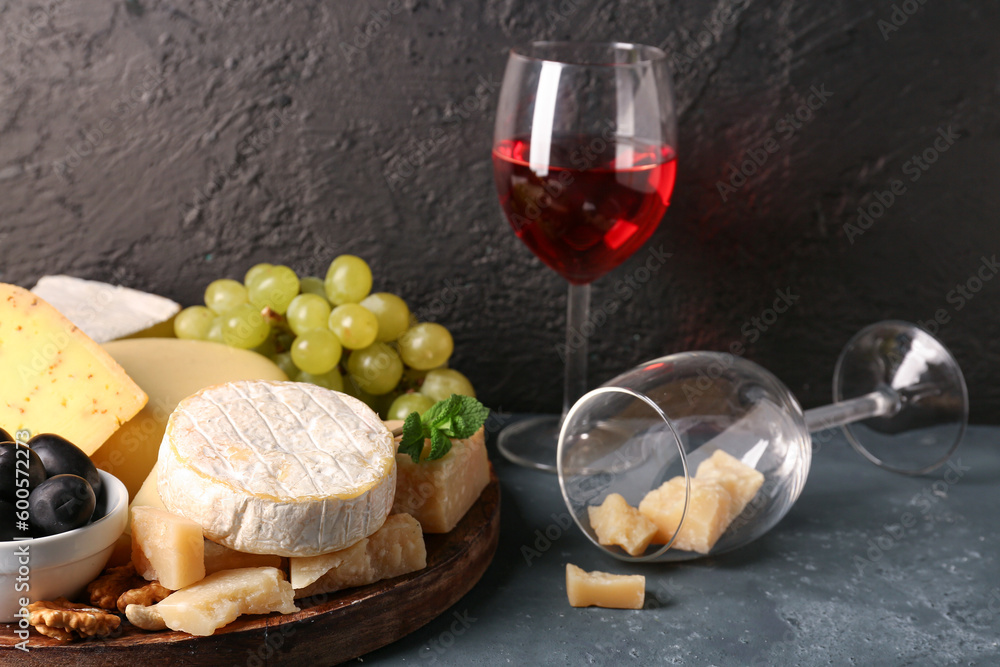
[638,477,732,555]
[566,564,645,609]
[387,421,490,533]
[131,506,206,590]
[587,493,658,556]
[695,450,765,522]
[153,567,298,636]
[291,514,427,598]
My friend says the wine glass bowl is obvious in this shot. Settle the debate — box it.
[558,321,968,562]
[559,353,812,562]
[492,41,678,470]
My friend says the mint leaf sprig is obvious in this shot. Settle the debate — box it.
[394,395,489,463]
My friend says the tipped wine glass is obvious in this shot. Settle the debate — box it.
[557,320,968,562]
[492,41,678,472]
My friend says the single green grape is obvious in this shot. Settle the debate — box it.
[220,303,271,349]
[286,294,332,335]
[325,255,372,305]
[206,317,225,344]
[290,329,342,375]
[398,322,454,370]
[272,351,297,379]
[299,276,327,298]
[248,265,300,315]
[360,292,411,342]
[244,263,273,289]
[328,304,379,350]
[296,367,344,392]
[347,342,403,395]
[420,368,475,402]
[204,279,249,314]
[386,392,436,421]
[174,305,215,340]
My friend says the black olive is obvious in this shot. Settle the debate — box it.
[0,427,12,444]
[27,434,102,500]
[0,441,47,504]
[28,474,96,537]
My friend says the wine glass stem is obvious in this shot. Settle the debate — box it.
[562,282,592,419]
[803,386,901,433]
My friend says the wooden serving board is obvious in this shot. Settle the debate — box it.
[0,467,500,666]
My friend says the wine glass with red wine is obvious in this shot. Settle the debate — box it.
[492,42,677,471]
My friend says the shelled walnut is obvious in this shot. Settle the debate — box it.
[117,581,172,614]
[27,598,121,642]
[87,563,146,611]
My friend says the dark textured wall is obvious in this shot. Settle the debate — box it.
[2,0,999,421]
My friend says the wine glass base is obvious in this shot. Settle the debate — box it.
[833,320,968,475]
[497,415,561,473]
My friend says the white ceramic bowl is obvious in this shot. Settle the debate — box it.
[0,470,128,622]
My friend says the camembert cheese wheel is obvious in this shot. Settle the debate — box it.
[157,380,396,557]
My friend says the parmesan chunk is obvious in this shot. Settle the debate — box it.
[153,567,298,636]
[587,493,658,556]
[203,539,283,575]
[566,563,644,609]
[389,422,490,533]
[292,514,427,598]
[131,506,206,590]
[638,477,732,554]
[695,450,765,522]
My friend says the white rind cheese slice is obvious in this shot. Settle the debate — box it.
[32,275,180,342]
[158,380,396,557]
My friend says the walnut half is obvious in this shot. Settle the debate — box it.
[27,598,121,642]
[117,581,172,613]
[87,563,146,611]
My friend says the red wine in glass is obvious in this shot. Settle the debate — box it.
[493,136,677,284]
[493,41,677,471]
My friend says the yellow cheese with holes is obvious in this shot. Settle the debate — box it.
[93,339,288,500]
[639,477,732,554]
[0,283,147,454]
[386,420,490,533]
[587,493,658,557]
[291,513,426,598]
[566,563,644,609]
[695,450,765,523]
[131,506,206,590]
[153,567,298,636]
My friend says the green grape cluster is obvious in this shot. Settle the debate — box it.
[174,255,475,419]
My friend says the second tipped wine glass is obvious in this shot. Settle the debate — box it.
[492,41,678,471]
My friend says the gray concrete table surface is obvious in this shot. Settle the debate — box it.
[357,420,1000,666]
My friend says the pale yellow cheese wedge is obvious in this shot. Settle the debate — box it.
[127,463,167,529]
[587,493,658,556]
[204,539,283,575]
[94,338,287,500]
[131,506,206,590]
[387,420,490,533]
[153,567,298,636]
[0,283,147,455]
[292,513,427,598]
[566,563,644,609]
[695,450,765,523]
[638,477,732,554]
